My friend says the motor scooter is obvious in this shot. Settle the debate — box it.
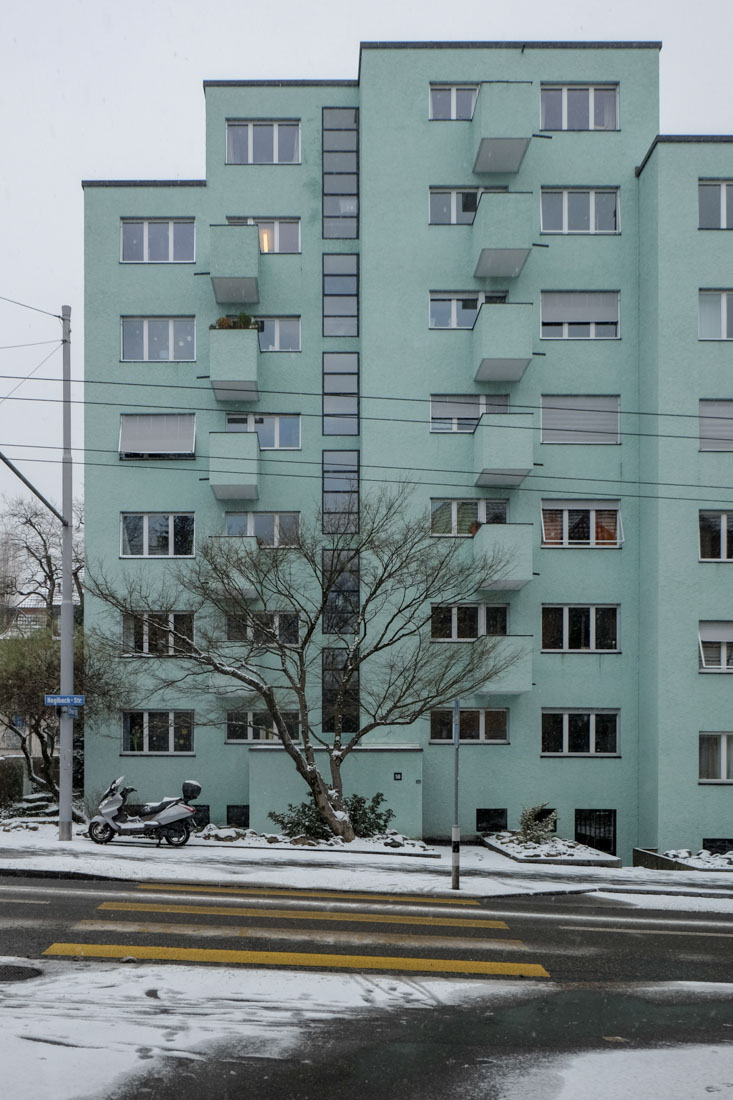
[88,776,201,846]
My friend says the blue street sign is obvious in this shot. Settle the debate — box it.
[44,694,85,707]
[66,706,79,718]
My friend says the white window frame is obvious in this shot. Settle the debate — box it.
[699,400,733,451]
[429,85,478,121]
[226,413,301,450]
[226,709,301,743]
[119,414,196,459]
[699,511,733,561]
[430,708,509,743]
[541,710,619,756]
[226,610,299,646]
[698,622,733,671]
[541,395,620,444]
[224,511,300,545]
[540,500,623,548]
[430,603,508,641]
[699,732,733,782]
[698,181,733,230]
[429,189,481,225]
[699,292,733,340]
[227,217,301,254]
[540,85,618,131]
[225,121,301,165]
[430,394,508,433]
[430,498,508,536]
[122,710,194,754]
[429,293,482,329]
[121,317,196,362]
[540,292,619,340]
[541,605,619,652]
[122,612,194,656]
[540,189,619,234]
[257,317,301,352]
[120,513,194,558]
[120,219,195,263]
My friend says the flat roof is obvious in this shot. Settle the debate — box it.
[636,134,733,176]
[204,79,358,89]
[360,40,662,49]
[81,180,206,189]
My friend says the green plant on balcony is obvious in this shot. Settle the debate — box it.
[209,312,260,331]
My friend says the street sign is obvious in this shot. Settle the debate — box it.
[66,706,79,718]
[44,694,85,707]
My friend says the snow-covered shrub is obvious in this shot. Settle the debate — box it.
[518,803,557,844]
[269,792,394,840]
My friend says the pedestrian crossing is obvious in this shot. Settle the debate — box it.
[42,883,550,979]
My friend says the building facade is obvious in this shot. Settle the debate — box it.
[83,42,733,860]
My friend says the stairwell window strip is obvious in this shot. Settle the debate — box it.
[541,501,622,548]
[322,451,359,534]
[226,121,300,164]
[121,219,195,262]
[122,711,194,754]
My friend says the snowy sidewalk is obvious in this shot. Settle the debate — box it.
[2,824,733,909]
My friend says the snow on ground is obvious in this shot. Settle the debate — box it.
[483,831,619,863]
[664,848,733,870]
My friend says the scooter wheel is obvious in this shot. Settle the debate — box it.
[163,822,192,847]
[89,821,115,844]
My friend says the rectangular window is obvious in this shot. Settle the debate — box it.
[122,612,194,656]
[699,400,733,451]
[541,710,618,755]
[429,293,482,329]
[699,511,733,560]
[226,216,300,253]
[257,317,300,352]
[429,189,480,225]
[430,498,507,536]
[226,413,300,449]
[430,394,508,433]
[431,604,507,641]
[323,352,359,435]
[699,733,733,781]
[542,606,618,651]
[119,414,195,459]
[227,612,299,646]
[226,121,300,164]
[120,513,194,558]
[541,395,620,444]
[121,219,195,263]
[226,710,300,742]
[224,511,299,546]
[322,107,359,239]
[698,622,733,671]
[322,648,359,733]
[540,190,618,234]
[699,292,733,340]
[121,318,195,361]
[323,451,359,534]
[430,709,508,742]
[541,292,619,339]
[430,85,478,120]
[322,549,360,634]
[540,85,618,131]
[122,710,194,753]
[541,501,622,548]
[323,254,358,337]
[699,182,733,230]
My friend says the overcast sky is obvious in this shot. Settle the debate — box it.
[1,0,730,507]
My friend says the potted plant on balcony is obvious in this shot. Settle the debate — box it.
[209,313,262,331]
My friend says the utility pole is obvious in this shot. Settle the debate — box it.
[451,698,460,890]
[58,305,74,841]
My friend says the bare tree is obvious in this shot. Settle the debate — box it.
[89,486,519,841]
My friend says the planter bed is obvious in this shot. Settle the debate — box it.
[482,831,621,867]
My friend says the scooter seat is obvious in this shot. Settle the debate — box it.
[141,798,178,817]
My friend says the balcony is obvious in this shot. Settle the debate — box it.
[209,224,260,305]
[473,302,534,382]
[209,328,259,402]
[470,522,533,590]
[474,412,534,487]
[209,431,259,500]
[476,635,533,695]
[473,192,532,278]
[472,83,534,175]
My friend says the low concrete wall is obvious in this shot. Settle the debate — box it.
[633,847,733,872]
[482,835,621,868]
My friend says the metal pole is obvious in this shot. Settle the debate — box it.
[58,306,74,841]
[451,698,460,890]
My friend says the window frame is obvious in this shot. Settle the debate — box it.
[225,120,301,165]
[323,352,359,436]
[430,498,507,536]
[698,181,733,230]
[322,105,359,240]
[699,292,733,340]
[226,413,301,450]
[122,710,194,754]
[323,254,359,338]
[224,511,300,546]
[430,603,508,642]
[122,611,194,657]
[120,219,195,263]
[226,708,301,743]
[256,316,301,352]
[118,413,196,460]
[540,292,620,340]
[541,709,619,756]
[120,513,194,558]
[541,395,620,445]
[540,189,619,234]
[541,605,619,652]
[429,188,481,225]
[540,501,623,548]
[699,400,733,451]
[430,394,508,434]
[698,622,733,672]
[429,85,479,121]
[322,450,359,534]
[430,708,509,743]
[699,732,733,782]
[699,511,733,561]
[226,216,301,254]
[226,611,299,647]
[121,317,196,362]
[540,85,619,132]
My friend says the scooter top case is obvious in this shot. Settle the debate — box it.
[182,780,202,802]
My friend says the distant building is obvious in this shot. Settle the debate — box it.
[82,41,733,859]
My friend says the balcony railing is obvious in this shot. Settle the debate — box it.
[472,82,534,174]
[474,412,534,487]
[209,224,260,304]
[209,327,259,402]
[472,192,532,278]
[209,431,259,500]
[473,302,534,382]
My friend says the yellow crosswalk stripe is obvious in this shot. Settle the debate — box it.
[43,942,549,978]
[136,883,479,906]
[98,901,509,929]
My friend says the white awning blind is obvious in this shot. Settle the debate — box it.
[699,621,733,643]
[541,395,619,443]
[699,400,733,450]
[541,292,618,322]
[119,414,196,455]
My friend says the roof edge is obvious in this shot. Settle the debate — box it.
[636,134,733,176]
[81,180,206,189]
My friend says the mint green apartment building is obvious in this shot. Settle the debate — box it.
[83,42,733,861]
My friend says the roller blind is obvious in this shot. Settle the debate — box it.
[699,400,733,450]
[542,395,619,443]
[541,292,618,322]
[119,414,195,456]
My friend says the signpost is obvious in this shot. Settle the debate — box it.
[451,698,460,890]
